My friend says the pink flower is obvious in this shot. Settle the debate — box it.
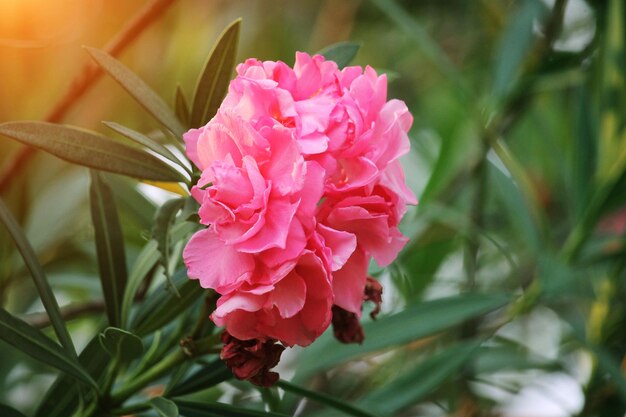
[183,52,415,356]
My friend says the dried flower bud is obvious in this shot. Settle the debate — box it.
[331,305,364,344]
[364,277,383,320]
[220,331,285,387]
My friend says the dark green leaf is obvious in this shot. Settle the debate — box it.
[297,293,508,376]
[317,42,360,69]
[277,380,376,417]
[103,121,188,170]
[176,400,289,417]
[90,170,128,327]
[0,404,27,417]
[99,327,144,364]
[0,309,96,389]
[0,121,186,182]
[153,198,186,295]
[132,269,205,336]
[360,341,481,414]
[167,358,231,396]
[190,19,241,128]
[85,47,186,137]
[0,197,76,358]
[151,397,179,417]
[176,85,190,129]
[35,335,109,417]
[492,0,547,100]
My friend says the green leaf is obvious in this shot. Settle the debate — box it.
[0,309,96,389]
[103,121,189,170]
[175,400,290,417]
[166,358,231,397]
[99,327,144,364]
[0,404,27,417]
[360,341,481,414]
[35,335,109,417]
[492,0,547,100]
[277,380,376,417]
[151,397,179,417]
[90,171,128,327]
[0,121,186,182]
[132,269,205,336]
[175,85,190,129]
[85,46,186,137]
[317,42,360,69]
[190,18,241,128]
[297,293,508,376]
[153,198,186,295]
[0,197,77,359]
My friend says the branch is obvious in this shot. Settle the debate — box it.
[23,300,107,328]
[0,0,179,193]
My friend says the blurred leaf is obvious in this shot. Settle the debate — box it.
[176,85,190,129]
[297,293,508,376]
[277,380,376,417]
[360,341,481,414]
[590,344,626,403]
[175,400,289,417]
[132,269,205,336]
[103,121,188,170]
[167,358,231,397]
[0,404,26,417]
[571,86,597,219]
[99,327,143,365]
[0,197,76,358]
[35,335,109,417]
[0,309,96,388]
[0,121,186,182]
[397,223,458,300]
[369,0,469,99]
[90,170,128,327]
[318,42,360,69]
[151,397,179,417]
[106,174,157,233]
[85,47,186,137]
[492,0,547,100]
[190,18,241,128]
[153,198,186,295]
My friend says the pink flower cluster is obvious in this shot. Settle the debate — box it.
[183,52,416,348]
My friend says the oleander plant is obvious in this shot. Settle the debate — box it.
[1,0,625,416]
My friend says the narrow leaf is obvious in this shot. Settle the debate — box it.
[175,400,289,417]
[153,198,186,295]
[0,309,96,388]
[85,47,186,137]
[132,269,205,336]
[151,397,179,417]
[492,0,547,99]
[277,380,376,417]
[167,358,231,396]
[175,85,190,129]
[35,335,109,417]
[99,327,144,365]
[0,197,76,358]
[103,121,189,170]
[0,121,186,182]
[90,171,128,327]
[318,42,360,69]
[360,341,481,414]
[297,293,508,376]
[190,19,241,128]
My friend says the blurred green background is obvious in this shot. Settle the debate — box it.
[2,0,626,416]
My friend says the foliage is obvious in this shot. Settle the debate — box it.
[0,0,624,416]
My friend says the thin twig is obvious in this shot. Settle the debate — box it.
[23,300,107,328]
[0,0,179,194]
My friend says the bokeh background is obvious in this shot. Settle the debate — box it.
[2,1,625,416]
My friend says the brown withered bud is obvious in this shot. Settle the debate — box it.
[364,277,383,319]
[220,331,285,387]
[331,305,365,344]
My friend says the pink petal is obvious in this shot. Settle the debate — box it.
[332,247,368,315]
